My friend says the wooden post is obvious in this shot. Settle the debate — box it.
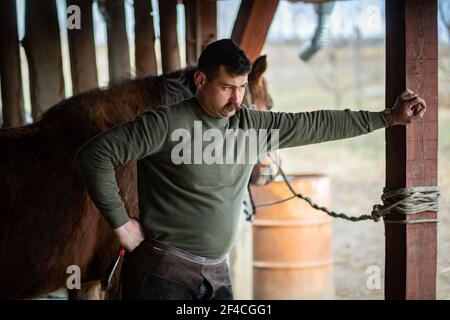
[184,0,199,66]
[67,0,98,94]
[184,0,217,66]
[158,0,181,73]
[385,0,438,300]
[0,0,25,127]
[231,0,279,62]
[23,0,65,120]
[98,0,131,82]
[198,0,217,52]
[134,0,157,77]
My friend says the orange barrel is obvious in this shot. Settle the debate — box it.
[251,174,334,299]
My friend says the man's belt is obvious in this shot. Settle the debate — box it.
[142,239,226,265]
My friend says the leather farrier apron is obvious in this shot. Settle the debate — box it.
[120,239,233,300]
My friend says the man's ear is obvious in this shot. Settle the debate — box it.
[249,55,267,83]
[194,71,207,89]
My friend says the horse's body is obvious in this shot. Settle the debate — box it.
[0,57,271,299]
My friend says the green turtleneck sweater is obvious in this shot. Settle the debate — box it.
[76,97,388,258]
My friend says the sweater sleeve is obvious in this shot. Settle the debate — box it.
[75,108,170,229]
[247,108,388,149]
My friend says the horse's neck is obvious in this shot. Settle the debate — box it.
[88,71,195,130]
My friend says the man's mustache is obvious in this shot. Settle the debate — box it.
[224,103,241,111]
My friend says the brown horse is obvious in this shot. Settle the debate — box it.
[0,56,272,299]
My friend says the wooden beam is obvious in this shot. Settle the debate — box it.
[23,0,65,120]
[134,0,157,77]
[184,0,217,66]
[67,0,98,94]
[98,0,131,82]
[0,0,25,127]
[158,0,181,73]
[231,0,279,62]
[384,0,438,300]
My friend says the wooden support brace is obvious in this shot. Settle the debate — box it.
[231,0,279,62]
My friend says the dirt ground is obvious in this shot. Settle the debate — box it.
[263,43,450,300]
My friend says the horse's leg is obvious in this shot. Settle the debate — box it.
[68,280,105,300]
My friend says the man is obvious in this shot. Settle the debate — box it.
[76,39,426,300]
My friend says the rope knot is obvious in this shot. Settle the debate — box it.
[371,204,385,222]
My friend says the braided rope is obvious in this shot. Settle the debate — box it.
[249,163,441,223]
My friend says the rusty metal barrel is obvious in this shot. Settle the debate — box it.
[251,174,334,299]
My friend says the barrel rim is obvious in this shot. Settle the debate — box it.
[273,174,328,182]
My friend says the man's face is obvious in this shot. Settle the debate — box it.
[195,66,248,118]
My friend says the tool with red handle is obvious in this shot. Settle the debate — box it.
[101,246,126,292]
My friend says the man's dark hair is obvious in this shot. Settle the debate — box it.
[197,39,252,80]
